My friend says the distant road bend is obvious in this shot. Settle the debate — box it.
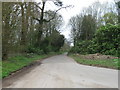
[3,55,118,88]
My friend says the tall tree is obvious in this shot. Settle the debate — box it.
[81,14,96,40]
[116,1,120,23]
[2,3,14,60]
[20,3,26,46]
[69,16,83,46]
[102,12,118,25]
[2,2,65,60]
[33,0,70,46]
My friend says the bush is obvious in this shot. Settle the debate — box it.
[26,46,44,55]
[69,46,79,54]
[69,24,120,57]
[94,24,120,56]
[69,40,96,54]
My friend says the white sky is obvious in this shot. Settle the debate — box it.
[36,0,114,40]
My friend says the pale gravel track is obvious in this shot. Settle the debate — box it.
[3,55,118,88]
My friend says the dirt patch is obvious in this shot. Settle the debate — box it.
[75,53,118,60]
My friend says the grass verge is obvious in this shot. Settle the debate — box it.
[2,53,58,78]
[0,61,1,79]
[70,54,120,70]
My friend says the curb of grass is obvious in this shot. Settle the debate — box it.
[69,55,119,70]
[75,60,118,70]
[2,54,56,80]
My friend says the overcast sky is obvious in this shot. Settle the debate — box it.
[58,0,114,40]
[36,0,114,40]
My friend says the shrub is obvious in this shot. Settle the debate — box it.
[69,24,120,57]
[94,24,120,56]
[69,40,95,54]
[26,46,44,55]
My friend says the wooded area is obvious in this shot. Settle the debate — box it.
[2,1,68,60]
[69,1,120,57]
[2,1,120,60]
[1,0,120,80]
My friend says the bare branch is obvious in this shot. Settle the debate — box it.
[33,17,41,22]
[31,2,42,10]
[45,5,72,22]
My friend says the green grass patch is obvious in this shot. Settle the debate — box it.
[0,61,2,79]
[2,54,54,78]
[70,54,120,70]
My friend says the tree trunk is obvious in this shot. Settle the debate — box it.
[2,25,10,60]
[20,3,26,47]
[117,1,120,23]
[37,2,46,47]
[20,3,27,53]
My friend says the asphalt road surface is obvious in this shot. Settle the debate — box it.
[3,55,118,88]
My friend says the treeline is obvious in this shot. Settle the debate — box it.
[2,1,65,60]
[69,1,120,57]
